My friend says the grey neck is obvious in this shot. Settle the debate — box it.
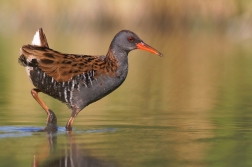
[110,46,129,77]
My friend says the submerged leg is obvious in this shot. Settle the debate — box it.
[31,88,58,132]
[65,107,81,131]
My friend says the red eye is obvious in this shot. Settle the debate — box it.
[127,36,134,42]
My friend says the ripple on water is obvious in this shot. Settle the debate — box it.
[0,126,64,138]
[0,126,117,138]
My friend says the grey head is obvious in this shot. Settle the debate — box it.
[110,30,163,57]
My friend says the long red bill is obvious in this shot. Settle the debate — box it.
[136,42,163,57]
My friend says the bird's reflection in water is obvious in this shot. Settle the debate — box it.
[33,132,119,167]
[32,108,118,167]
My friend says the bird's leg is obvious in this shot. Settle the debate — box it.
[65,107,81,131]
[31,88,57,132]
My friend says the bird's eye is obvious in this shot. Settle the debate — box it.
[127,36,134,43]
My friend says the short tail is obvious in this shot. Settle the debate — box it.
[18,28,49,66]
[31,28,49,47]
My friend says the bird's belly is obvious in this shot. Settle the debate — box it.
[71,74,126,109]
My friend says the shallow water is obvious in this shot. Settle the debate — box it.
[1,17,252,167]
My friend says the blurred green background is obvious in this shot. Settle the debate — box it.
[1,0,252,167]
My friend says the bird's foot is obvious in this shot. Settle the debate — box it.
[38,109,58,133]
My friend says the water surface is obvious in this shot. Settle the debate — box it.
[1,2,252,166]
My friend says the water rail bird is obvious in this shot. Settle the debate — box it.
[18,28,163,131]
